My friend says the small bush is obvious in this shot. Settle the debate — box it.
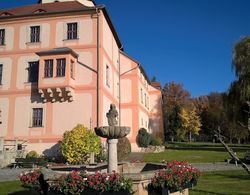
[137,128,151,148]
[117,137,131,161]
[26,151,39,158]
[60,124,101,164]
[150,135,163,146]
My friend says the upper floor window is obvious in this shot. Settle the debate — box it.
[140,88,143,103]
[117,82,119,99]
[0,29,5,45]
[44,59,53,78]
[30,26,40,43]
[32,108,43,127]
[28,61,39,82]
[67,23,78,40]
[56,58,66,77]
[144,93,147,106]
[70,60,74,79]
[106,65,110,87]
[0,64,2,85]
[147,97,149,109]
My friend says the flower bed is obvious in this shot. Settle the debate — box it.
[19,169,132,195]
[19,161,201,195]
[52,170,132,195]
[148,161,201,194]
[19,169,41,189]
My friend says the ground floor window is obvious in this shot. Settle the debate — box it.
[32,108,43,127]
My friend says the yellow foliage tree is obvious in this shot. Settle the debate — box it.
[179,108,201,141]
[61,124,101,164]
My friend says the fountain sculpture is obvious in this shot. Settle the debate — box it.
[95,104,130,173]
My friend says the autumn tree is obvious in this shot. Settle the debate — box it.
[179,108,201,141]
[162,82,191,141]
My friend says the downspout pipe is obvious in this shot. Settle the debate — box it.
[96,7,100,128]
[118,46,123,126]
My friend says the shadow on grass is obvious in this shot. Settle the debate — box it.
[8,191,39,195]
[191,189,227,195]
[211,172,250,180]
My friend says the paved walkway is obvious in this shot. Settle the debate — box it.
[0,168,30,182]
[0,163,244,182]
[192,162,242,172]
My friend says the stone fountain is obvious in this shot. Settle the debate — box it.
[95,104,130,173]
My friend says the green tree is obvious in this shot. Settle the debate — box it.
[229,36,250,132]
[60,124,101,164]
[232,36,250,101]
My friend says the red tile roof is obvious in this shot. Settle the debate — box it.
[151,82,162,89]
[0,1,93,16]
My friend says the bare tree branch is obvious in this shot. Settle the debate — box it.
[214,129,250,175]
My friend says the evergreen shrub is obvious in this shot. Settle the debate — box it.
[137,128,151,148]
[117,137,131,161]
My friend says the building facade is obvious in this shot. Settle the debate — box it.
[0,0,163,153]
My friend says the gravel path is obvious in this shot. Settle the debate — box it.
[0,168,30,182]
[192,162,243,172]
[0,162,245,182]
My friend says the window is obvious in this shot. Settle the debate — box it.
[106,65,110,87]
[70,60,74,79]
[44,60,53,78]
[56,58,66,77]
[144,93,147,106]
[32,108,43,127]
[117,82,119,99]
[140,88,143,103]
[0,29,5,45]
[0,64,2,85]
[30,26,40,43]
[147,97,149,109]
[67,23,78,40]
[28,61,39,82]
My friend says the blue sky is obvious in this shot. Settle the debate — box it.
[1,0,250,97]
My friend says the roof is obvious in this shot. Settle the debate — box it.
[0,1,122,49]
[120,50,151,84]
[0,1,91,16]
[151,82,162,90]
[36,47,79,58]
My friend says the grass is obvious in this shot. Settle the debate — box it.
[0,180,37,195]
[167,142,250,148]
[166,142,250,152]
[190,170,250,195]
[143,150,245,163]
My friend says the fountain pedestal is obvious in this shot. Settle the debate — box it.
[108,139,118,172]
[95,104,130,173]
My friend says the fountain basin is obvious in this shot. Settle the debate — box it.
[95,126,130,139]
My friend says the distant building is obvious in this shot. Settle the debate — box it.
[0,0,163,153]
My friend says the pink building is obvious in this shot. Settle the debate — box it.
[0,0,163,153]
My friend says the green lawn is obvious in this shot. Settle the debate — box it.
[190,170,250,195]
[0,180,37,195]
[143,150,245,163]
